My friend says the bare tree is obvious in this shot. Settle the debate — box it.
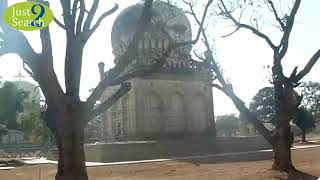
[0,0,212,179]
[184,0,320,172]
[0,0,154,179]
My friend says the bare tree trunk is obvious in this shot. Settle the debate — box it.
[271,65,295,172]
[301,129,306,142]
[55,105,88,180]
[272,116,295,172]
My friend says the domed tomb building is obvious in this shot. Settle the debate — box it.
[100,1,215,141]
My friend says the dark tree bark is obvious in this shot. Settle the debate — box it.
[0,0,154,179]
[1,0,210,178]
[55,106,88,180]
[301,129,306,143]
[207,0,320,172]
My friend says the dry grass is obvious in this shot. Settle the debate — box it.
[0,147,320,180]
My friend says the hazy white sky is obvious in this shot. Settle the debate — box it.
[1,0,319,116]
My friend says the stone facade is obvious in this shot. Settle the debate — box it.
[101,72,215,141]
[100,1,216,141]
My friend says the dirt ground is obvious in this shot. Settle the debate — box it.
[1,146,320,180]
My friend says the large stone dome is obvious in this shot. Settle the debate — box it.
[111,1,192,58]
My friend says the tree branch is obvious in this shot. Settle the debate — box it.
[187,0,273,144]
[60,0,72,31]
[81,4,119,40]
[71,0,80,24]
[40,27,53,60]
[218,0,277,51]
[76,0,86,35]
[212,81,273,144]
[181,0,214,45]
[221,27,240,38]
[23,62,34,77]
[1,1,64,109]
[277,0,301,61]
[53,17,66,30]
[293,49,320,83]
[267,0,285,30]
[0,30,36,67]
[87,82,131,120]
[83,0,99,31]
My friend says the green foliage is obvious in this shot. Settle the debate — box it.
[300,81,320,118]
[293,107,316,133]
[216,114,240,136]
[250,87,276,124]
[0,81,52,144]
[19,102,54,145]
[249,83,320,128]
[0,81,29,129]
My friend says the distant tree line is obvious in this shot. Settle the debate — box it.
[0,81,53,145]
[216,81,320,143]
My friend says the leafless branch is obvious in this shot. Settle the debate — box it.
[218,0,277,51]
[211,79,273,144]
[23,62,34,77]
[76,0,86,35]
[184,0,273,144]
[267,0,285,30]
[40,27,53,62]
[181,0,214,45]
[193,50,206,61]
[293,49,320,83]
[60,0,72,31]
[221,27,239,38]
[71,0,80,24]
[83,0,100,31]
[53,17,66,30]
[81,4,119,40]
[277,0,301,61]
[87,83,131,120]
[212,83,223,91]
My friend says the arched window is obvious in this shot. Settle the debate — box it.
[111,102,122,136]
[143,91,162,133]
[166,93,185,132]
[192,94,207,131]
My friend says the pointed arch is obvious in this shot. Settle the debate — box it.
[191,92,208,131]
[166,92,185,132]
[143,91,163,133]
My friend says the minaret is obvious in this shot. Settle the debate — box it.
[98,62,105,81]
[98,62,106,141]
[13,67,25,81]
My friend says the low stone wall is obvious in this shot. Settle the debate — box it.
[85,136,272,162]
[0,144,45,158]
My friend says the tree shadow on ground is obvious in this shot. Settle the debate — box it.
[278,170,319,180]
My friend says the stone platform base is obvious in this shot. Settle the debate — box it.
[84,136,271,162]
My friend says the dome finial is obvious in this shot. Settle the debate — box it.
[98,62,105,81]
[13,66,25,81]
